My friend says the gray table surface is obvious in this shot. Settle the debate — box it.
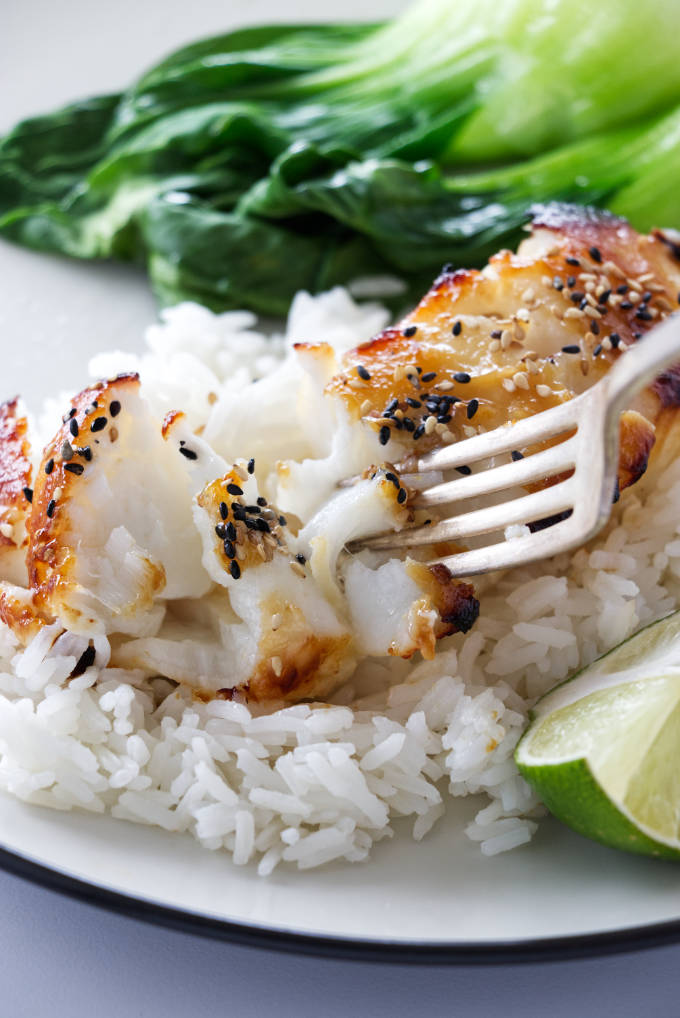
[3,2,680,1014]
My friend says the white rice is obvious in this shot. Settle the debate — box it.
[3,288,680,873]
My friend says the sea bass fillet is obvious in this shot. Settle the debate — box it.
[1,203,678,704]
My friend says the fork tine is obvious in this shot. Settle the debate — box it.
[432,513,594,577]
[357,480,575,550]
[394,394,584,475]
[414,436,578,508]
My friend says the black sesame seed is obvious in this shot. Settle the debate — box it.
[218,501,228,520]
[278,516,287,527]
[620,301,633,310]
[511,450,524,461]
[466,398,479,420]
[599,290,611,304]
[393,419,404,431]
[46,499,56,518]
[232,504,245,521]
[405,397,421,408]
[610,333,621,349]
[437,413,452,424]
[613,477,620,505]
[379,425,391,446]
[589,246,602,263]
[224,540,236,558]
[77,446,93,462]
[570,291,585,303]
[356,364,371,381]
[397,487,407,504]
[456,465,472,476]
[226,482,243,496]
[633,331,643,340]
[257,496,267,507]
[69,418,79,438]
[566,257,581,267]
[416,366,423,374]
[636,308,653,321]
[552,276,564,291]
[590,320,600,335]
[441,262,454,273]
[403,417,415,432]
[403,325,417,338]
[384,471,400,488]
[454,372,471,384]
[60,440,73,461]
[225,522,236,541]
[421,371,437,383]
[179,446,198,460]
[90,417,107,433]
[597,305,608,316]
[230,560,241,580]
[245,503,261,514]
[385,397,399,414]
[296,553,306,565]
[45,458,54,475]
[215,523,227,539]
[247,458,255,474]
[641,291,653,304]
[579,299,589,311]
[109,400,121,418]
[561,345,580,354]
[413,424,425,440]
[617,284,628,295]
[22,487,33,504]
[567,276,576,288]
[64,462,84,476]
[593,344,603,357]
[72,644,96,678]
[490,329,502,339]
[452,320,462,336]
[245,518,258,531]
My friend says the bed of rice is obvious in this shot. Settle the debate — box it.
[1,288,679,874]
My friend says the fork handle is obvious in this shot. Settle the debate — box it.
[605,312,680,412]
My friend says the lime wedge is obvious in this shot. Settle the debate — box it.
[516,610,680,859]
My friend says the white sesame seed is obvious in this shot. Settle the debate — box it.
[425,416,437,435]
[515,308,531,322]
[502,378,516,393]
[441,431,456,444]
[513,323,526,342]
[521,287,535,304]
[585,292,599,308]
[271,613,282,631]
[500,330,513,349]
[602,337,613,351]
[0,522,14,540]
[53,487,63,500]
[271,656,283,677]
[488,339,501,352]
[564,307,586,319]
[290,561,307,578]
[602,260,625,278]
[525,358,540,375]
[435,380,455,391]
[360,399,372,415]
[588,307,603,319]
[608,294,624,307]
[637,272,655,283]
[512,371,530,390]
[233,464,248,481]
[655,296,674,312]
[584,281,596,294]
[536,384,552,397]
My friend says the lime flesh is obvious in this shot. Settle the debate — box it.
[516,611,680,859]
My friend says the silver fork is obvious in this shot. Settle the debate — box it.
[351,313,680,577]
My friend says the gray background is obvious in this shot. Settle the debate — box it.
[2,1,680,1013]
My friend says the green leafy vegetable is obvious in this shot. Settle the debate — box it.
[2,0,680,315]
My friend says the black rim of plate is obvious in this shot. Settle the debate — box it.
[2,842,680,964]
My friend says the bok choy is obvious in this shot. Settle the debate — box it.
[2,0,680,315]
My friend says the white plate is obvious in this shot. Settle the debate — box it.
[3,0,680,963]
